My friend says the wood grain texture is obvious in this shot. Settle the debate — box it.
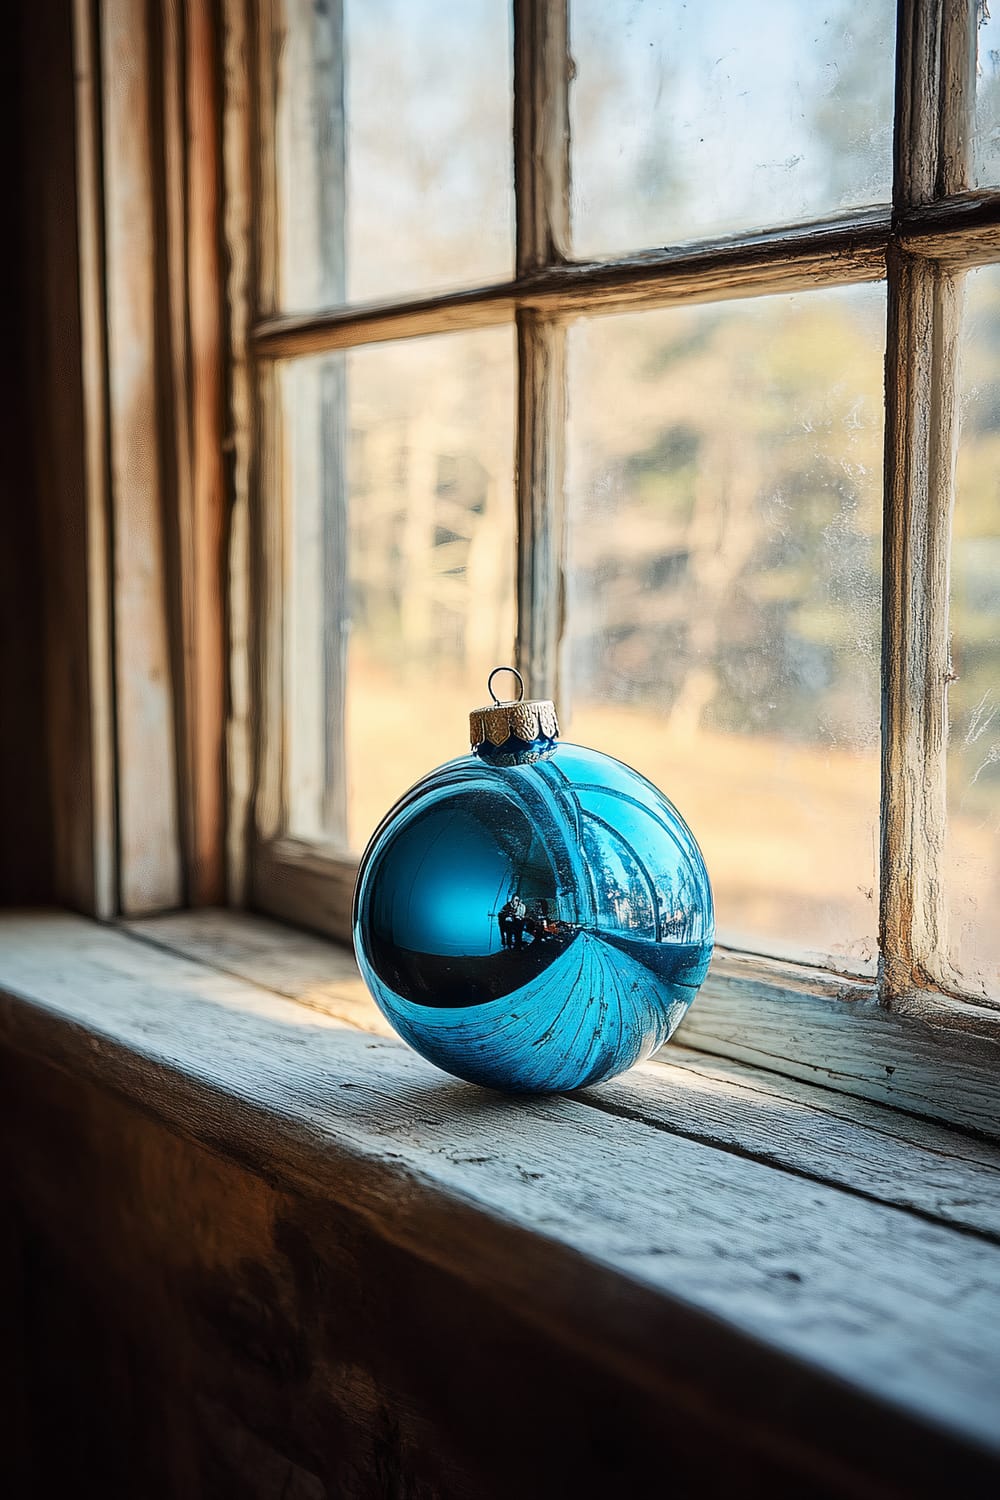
[250,840,358,945]
[513,0,570,272]
[127,905,380,1029]
[880,251,963,999]
[251,281,516,358]
[937,0,977,196]
[159,0,228,908]
[612,1046,1000,1240]
[161,0,198,891]
[514,310,566,701]
[248,358,286,853]
[247,194,1000,365]
[181,0,228,904]
[101,0,183,912]
[253,0,279,319]
[0,1055,974,1500]
[221,0,254,903]
[2,913,1000,1496]
[69,0,117,916]
[11,0,116,912]
[250,211,892,360]
[126,909,1000,1239]
[151,903,1000,1140]
[899,189,1000,262]
[895,0,944,210]
[682,944,1000,1139]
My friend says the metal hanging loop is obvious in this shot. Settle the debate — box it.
[488,666,525,705]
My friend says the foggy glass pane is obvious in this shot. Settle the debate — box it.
[947,265,1000,999]
[569,0,895,259]
[282,328,516,852]
[274,0,514,311]
[975,2,1000,187]
[564,283,885,968]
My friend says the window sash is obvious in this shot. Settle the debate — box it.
[237,0,1000,1024]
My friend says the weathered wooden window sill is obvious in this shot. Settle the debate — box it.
[2,910,1000,1497]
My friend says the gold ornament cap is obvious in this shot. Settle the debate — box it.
[470,667,559,751]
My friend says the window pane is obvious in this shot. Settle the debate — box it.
[975,1,1000,187]
[282,328,516,852]
[569,0,895,260]
[564,284,885,969]
[274,0,513,311]
[947,265,1000,998]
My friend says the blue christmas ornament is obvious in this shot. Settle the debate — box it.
[353,668,714,1093]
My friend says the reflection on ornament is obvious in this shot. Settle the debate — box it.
[353,667,714,1093]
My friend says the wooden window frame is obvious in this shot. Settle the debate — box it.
[210,0,1000,1126]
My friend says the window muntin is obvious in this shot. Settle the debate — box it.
[569,0,895,260]
[249,0,1000,1023]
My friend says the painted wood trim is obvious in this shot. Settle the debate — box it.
[254,0,279,319]
[513,0,570,273]
[100,0,183,913]
[512,1,571,702]
[182,0,228,904]
[679,945,1000,1140]
[221,0,254,905]
[36,0,118,917]
[245,194,1000,362]
[94,0,228,912]
[248,362,286,852]
[880,252,964,1000]
[3,911,1000,1493]
[515,310,566,701]
[895,0,943,210]
[160,0,228,907]
[519,210,888,312]
[617,1043,1000,1240]
[249,209,891,359]
[75,0,118,920]
[161,0,198,892]
[899,189,1000,260]
[250,837,357,937]
[251,282,516,359]
[937,0,977,196]
[247,2,289,863]
[879,4,974,1001]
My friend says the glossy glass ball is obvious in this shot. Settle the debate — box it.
[353,741,714,1093]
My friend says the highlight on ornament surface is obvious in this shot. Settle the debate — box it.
[353,667,714,1093]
